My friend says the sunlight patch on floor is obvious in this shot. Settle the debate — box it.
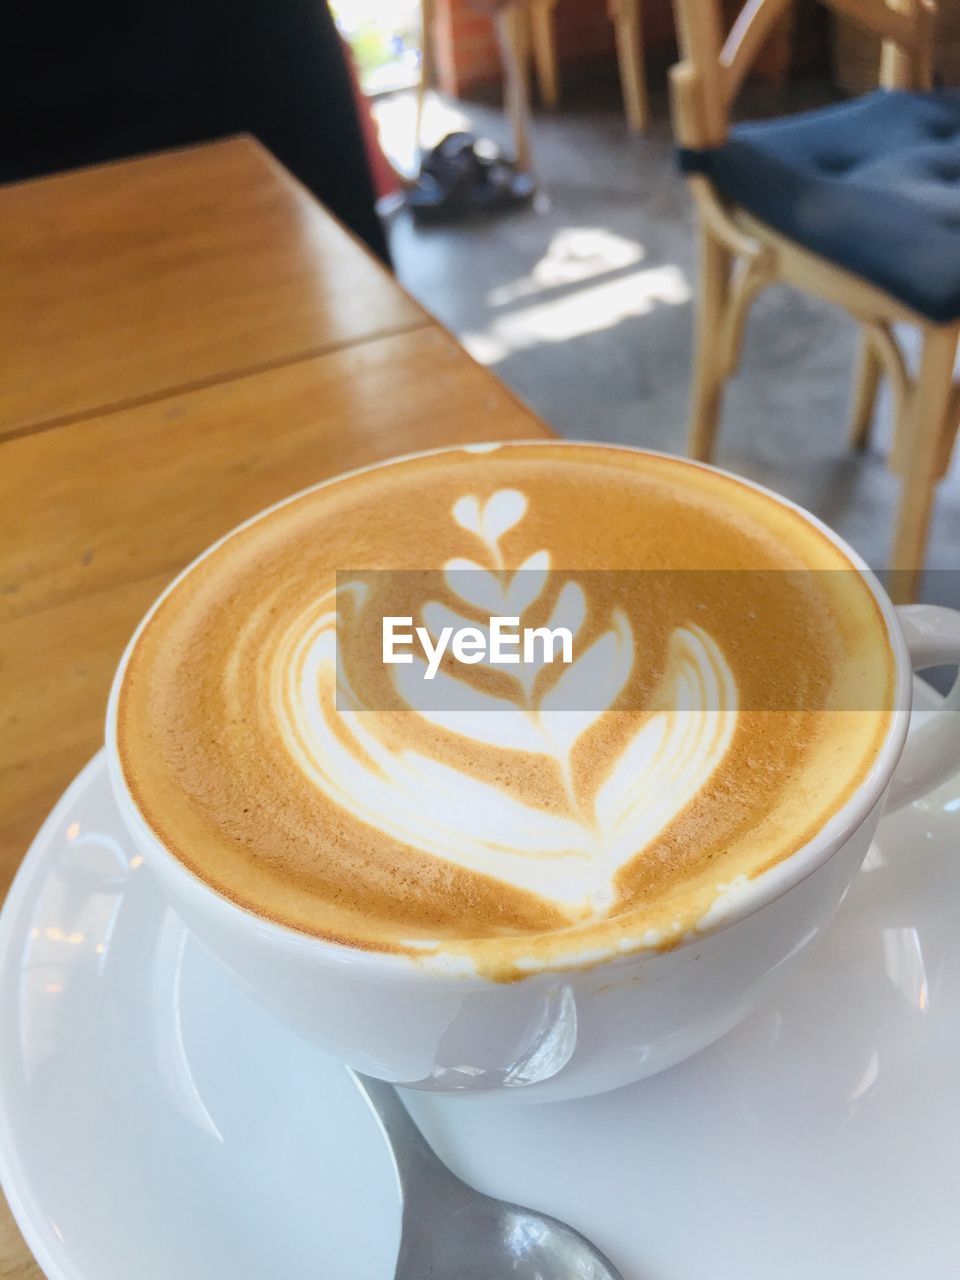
[373,90,474,175]
[487,228,646,307]
[464,264,691,364]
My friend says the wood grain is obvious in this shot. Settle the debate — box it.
[0,324,549,890]
[0,136,427,441]
[0,1215,41,1280]
[0,357,548,1271]
[0,344,547,1275]
[0,141,551,1279]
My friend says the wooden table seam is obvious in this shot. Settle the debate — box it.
[0,317,433,445]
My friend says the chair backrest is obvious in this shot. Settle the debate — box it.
[670,0,936,148]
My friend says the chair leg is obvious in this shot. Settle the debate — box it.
[415,0,436,153]
[530,0,559,108]
[848,331,881,450]
[610,0,648,133]
[688,220,734,463]
[496,4,533,173]
[888,323,959,604]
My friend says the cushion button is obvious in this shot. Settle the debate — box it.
[819,154,855,174]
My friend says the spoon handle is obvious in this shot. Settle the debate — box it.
[349,1069,459,1194]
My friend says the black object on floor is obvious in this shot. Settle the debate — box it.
[407,132,535,224]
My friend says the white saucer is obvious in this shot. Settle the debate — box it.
[2,685,959,1280]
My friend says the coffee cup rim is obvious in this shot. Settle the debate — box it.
[105,440,912,983]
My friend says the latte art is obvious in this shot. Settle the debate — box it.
[116,443,894,978]
[274,492,739,915]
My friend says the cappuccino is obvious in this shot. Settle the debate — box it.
[115,444,893,979]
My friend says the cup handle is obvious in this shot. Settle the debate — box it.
[885,605,960,813]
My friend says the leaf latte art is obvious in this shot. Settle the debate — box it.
[273,489,738,918]
[116,443,894,978]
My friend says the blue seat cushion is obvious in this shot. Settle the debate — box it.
[679,90,960,323]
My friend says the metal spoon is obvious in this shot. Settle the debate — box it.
[351,1070,626,1280]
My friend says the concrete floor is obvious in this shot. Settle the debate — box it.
[378,83,959,603]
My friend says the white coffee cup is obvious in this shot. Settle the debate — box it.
[105,450,960,1102]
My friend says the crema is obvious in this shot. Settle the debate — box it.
[116,443,894,978]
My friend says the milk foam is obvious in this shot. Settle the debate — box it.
[272,485,739,915]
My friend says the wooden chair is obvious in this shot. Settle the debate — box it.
[415,0,647,175]
[415,0,438,156]
[528,0,650,132]
[670,0,960,601]
[416,0,534,171]
[499,2,536,171]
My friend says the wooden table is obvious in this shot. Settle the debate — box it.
[0,135,551,1279]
